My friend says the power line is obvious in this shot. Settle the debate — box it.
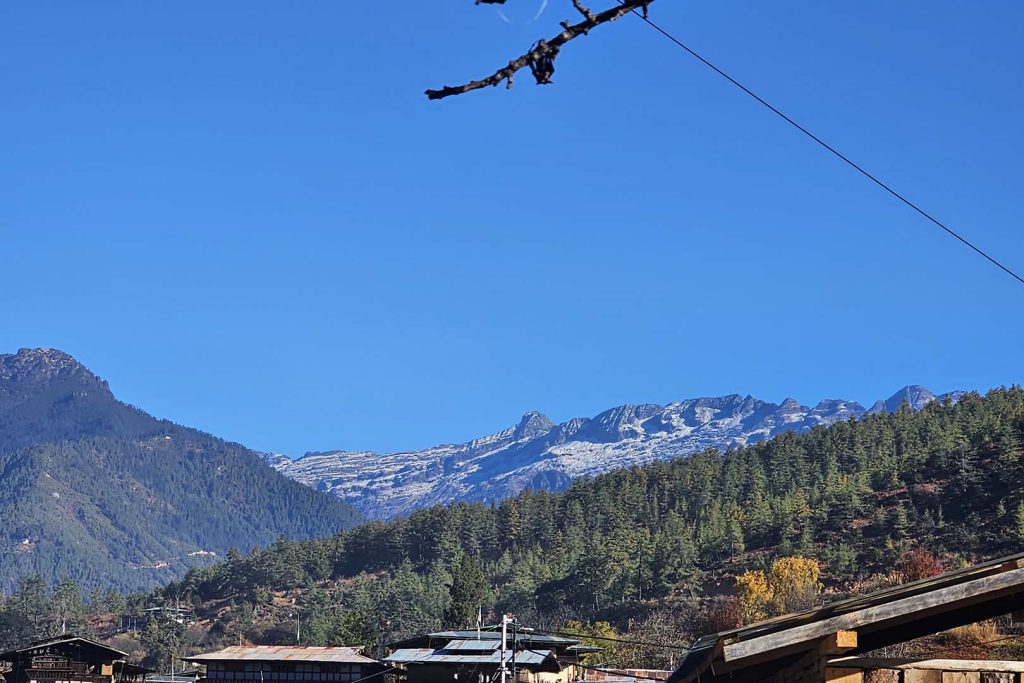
[522,646,676,680]
[619,2,1024,288]
[529,627,691,650]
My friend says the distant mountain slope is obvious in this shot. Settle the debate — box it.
[0,348,363,592]
[270,387,959,519]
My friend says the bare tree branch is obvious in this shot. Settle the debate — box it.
[425,0,655,100]
[571,0,596,22]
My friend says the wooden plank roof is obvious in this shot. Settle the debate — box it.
[668,551,1024,683]
[0,636,128,662]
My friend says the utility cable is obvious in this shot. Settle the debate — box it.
[619,2,1024,287]
[529,627,691,650]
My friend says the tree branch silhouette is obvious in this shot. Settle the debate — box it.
[425,0,653,100]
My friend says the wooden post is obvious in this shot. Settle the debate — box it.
[824,668,863,683]
[904,671,942,683]
[943,673,981,683]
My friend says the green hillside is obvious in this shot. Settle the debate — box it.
[0,348,364,593]
[107,385,1024,665]
[4,366,1024,670]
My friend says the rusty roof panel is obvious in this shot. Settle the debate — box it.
[183,647,376,664]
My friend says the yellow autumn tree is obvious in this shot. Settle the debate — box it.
[735,569,774,623]
[768,556,821,614]
[563,620,621,665]
[735,557,822,624]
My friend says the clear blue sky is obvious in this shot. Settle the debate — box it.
[2,1,1021,456]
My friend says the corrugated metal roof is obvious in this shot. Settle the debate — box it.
[384,648,554,666]
[183,647,375,664]
[441,641,501,652]
[427,631,579,645]
[146,674,200,683]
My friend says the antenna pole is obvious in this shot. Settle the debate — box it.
[500,614,508,683]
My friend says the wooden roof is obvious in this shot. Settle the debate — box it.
[668,552,1024,683]
[0,636,128,662]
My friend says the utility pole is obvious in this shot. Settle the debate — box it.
[510,616,517,683]
[499,614,509,683]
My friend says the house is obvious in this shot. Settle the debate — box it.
[182,646,384,683]
[386,628,601,683]
[577,669,672,683]
[145,672,201,683]
[667,551,1024,683]
[0,636,150,683]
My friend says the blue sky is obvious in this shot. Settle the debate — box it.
[1,1,1021,456]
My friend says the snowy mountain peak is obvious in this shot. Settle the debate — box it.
[273,386,960,519]
[887,385,937,411]
[514,411,555,440]
[868,385,938,414]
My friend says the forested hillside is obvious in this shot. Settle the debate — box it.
[81,385,1020,667]
[0,349,364,592]
[270,385,954,519]
[4,384,1022,670]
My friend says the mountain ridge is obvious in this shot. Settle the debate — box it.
[0,348,364,592]
[269,385,961,519]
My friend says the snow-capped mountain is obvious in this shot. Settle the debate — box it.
[268,385,958,519]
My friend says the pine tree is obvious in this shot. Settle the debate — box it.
[51,578,85,635]
[443,554,486,628]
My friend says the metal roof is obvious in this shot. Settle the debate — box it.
[441,640,501,652]
[427,631,580,645]
[385,648,557,668]
[183,647,376,664]
[390,630,580,651]
[146,674,200,683]
[668,551,1024,683]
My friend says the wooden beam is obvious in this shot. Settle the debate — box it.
[830,658,1024,674]
[820,631,858,655]
[722,568,1024,664]
[711,631,858,675]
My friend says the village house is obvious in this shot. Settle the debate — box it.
[386,628,601,683]
[182,646,384,683]
[667,552,1024,683]
[0,636,150,683]
[577,669,672,683]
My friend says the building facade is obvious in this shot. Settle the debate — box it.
[386,629,601,683]
[0,636,149,683]
[183,646,383,683]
